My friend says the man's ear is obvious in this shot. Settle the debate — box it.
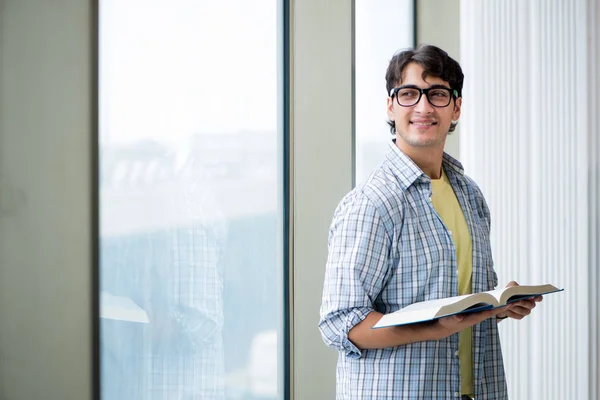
[387,97,395,121]
[453,97,462,121]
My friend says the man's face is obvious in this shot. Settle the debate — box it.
[387,62,461,151]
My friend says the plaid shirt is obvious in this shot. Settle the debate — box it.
[319,140,507,399]
[102,172,226,400]
[143,178,226,400]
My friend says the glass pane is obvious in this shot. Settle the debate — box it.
[98,2,284,399]
[355,0,414,184]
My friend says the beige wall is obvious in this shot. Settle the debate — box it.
[0,1,93,399]
[291,0,353,399]
[417,0,461,158]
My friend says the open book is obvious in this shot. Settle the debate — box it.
[373,284,563,329]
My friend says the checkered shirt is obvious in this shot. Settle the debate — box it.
[319,140,508,399]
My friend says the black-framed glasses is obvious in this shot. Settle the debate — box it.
[389,85,459,108]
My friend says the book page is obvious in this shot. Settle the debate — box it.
[397,293,474,312]
[487,284,560,305]
[487,288,509,304]
[373,295,474,328]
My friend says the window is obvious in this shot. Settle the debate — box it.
[98,1,285,399]
[355,0,414,184]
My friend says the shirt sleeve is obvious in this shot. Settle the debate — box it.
[318,191,392,359]
[171,224,223,347]
[169,181,226,349]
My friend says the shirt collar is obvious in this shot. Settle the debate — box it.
[441,150,465,176]
[385,139,465,189]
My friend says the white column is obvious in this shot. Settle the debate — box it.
[460,0,598,398]
[586,1,600,398]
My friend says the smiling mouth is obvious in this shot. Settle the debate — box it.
[410,121,437,126]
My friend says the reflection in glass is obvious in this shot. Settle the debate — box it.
[99,1,283,399]
[355,0,414,184]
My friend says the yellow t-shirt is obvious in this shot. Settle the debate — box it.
[431,168,474,396]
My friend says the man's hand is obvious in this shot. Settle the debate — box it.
[434,307,507,339]
[496,281,543,321]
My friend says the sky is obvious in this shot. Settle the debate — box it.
[99,0,279,145]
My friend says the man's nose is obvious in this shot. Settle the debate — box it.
[414,92,434,113]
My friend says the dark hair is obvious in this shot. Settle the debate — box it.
[385,44,464,134]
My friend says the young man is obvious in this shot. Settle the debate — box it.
[318,45,542,399]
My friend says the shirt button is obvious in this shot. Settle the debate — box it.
[455,350,459,357]
[448,230,453,235]
[454,392,460,397]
